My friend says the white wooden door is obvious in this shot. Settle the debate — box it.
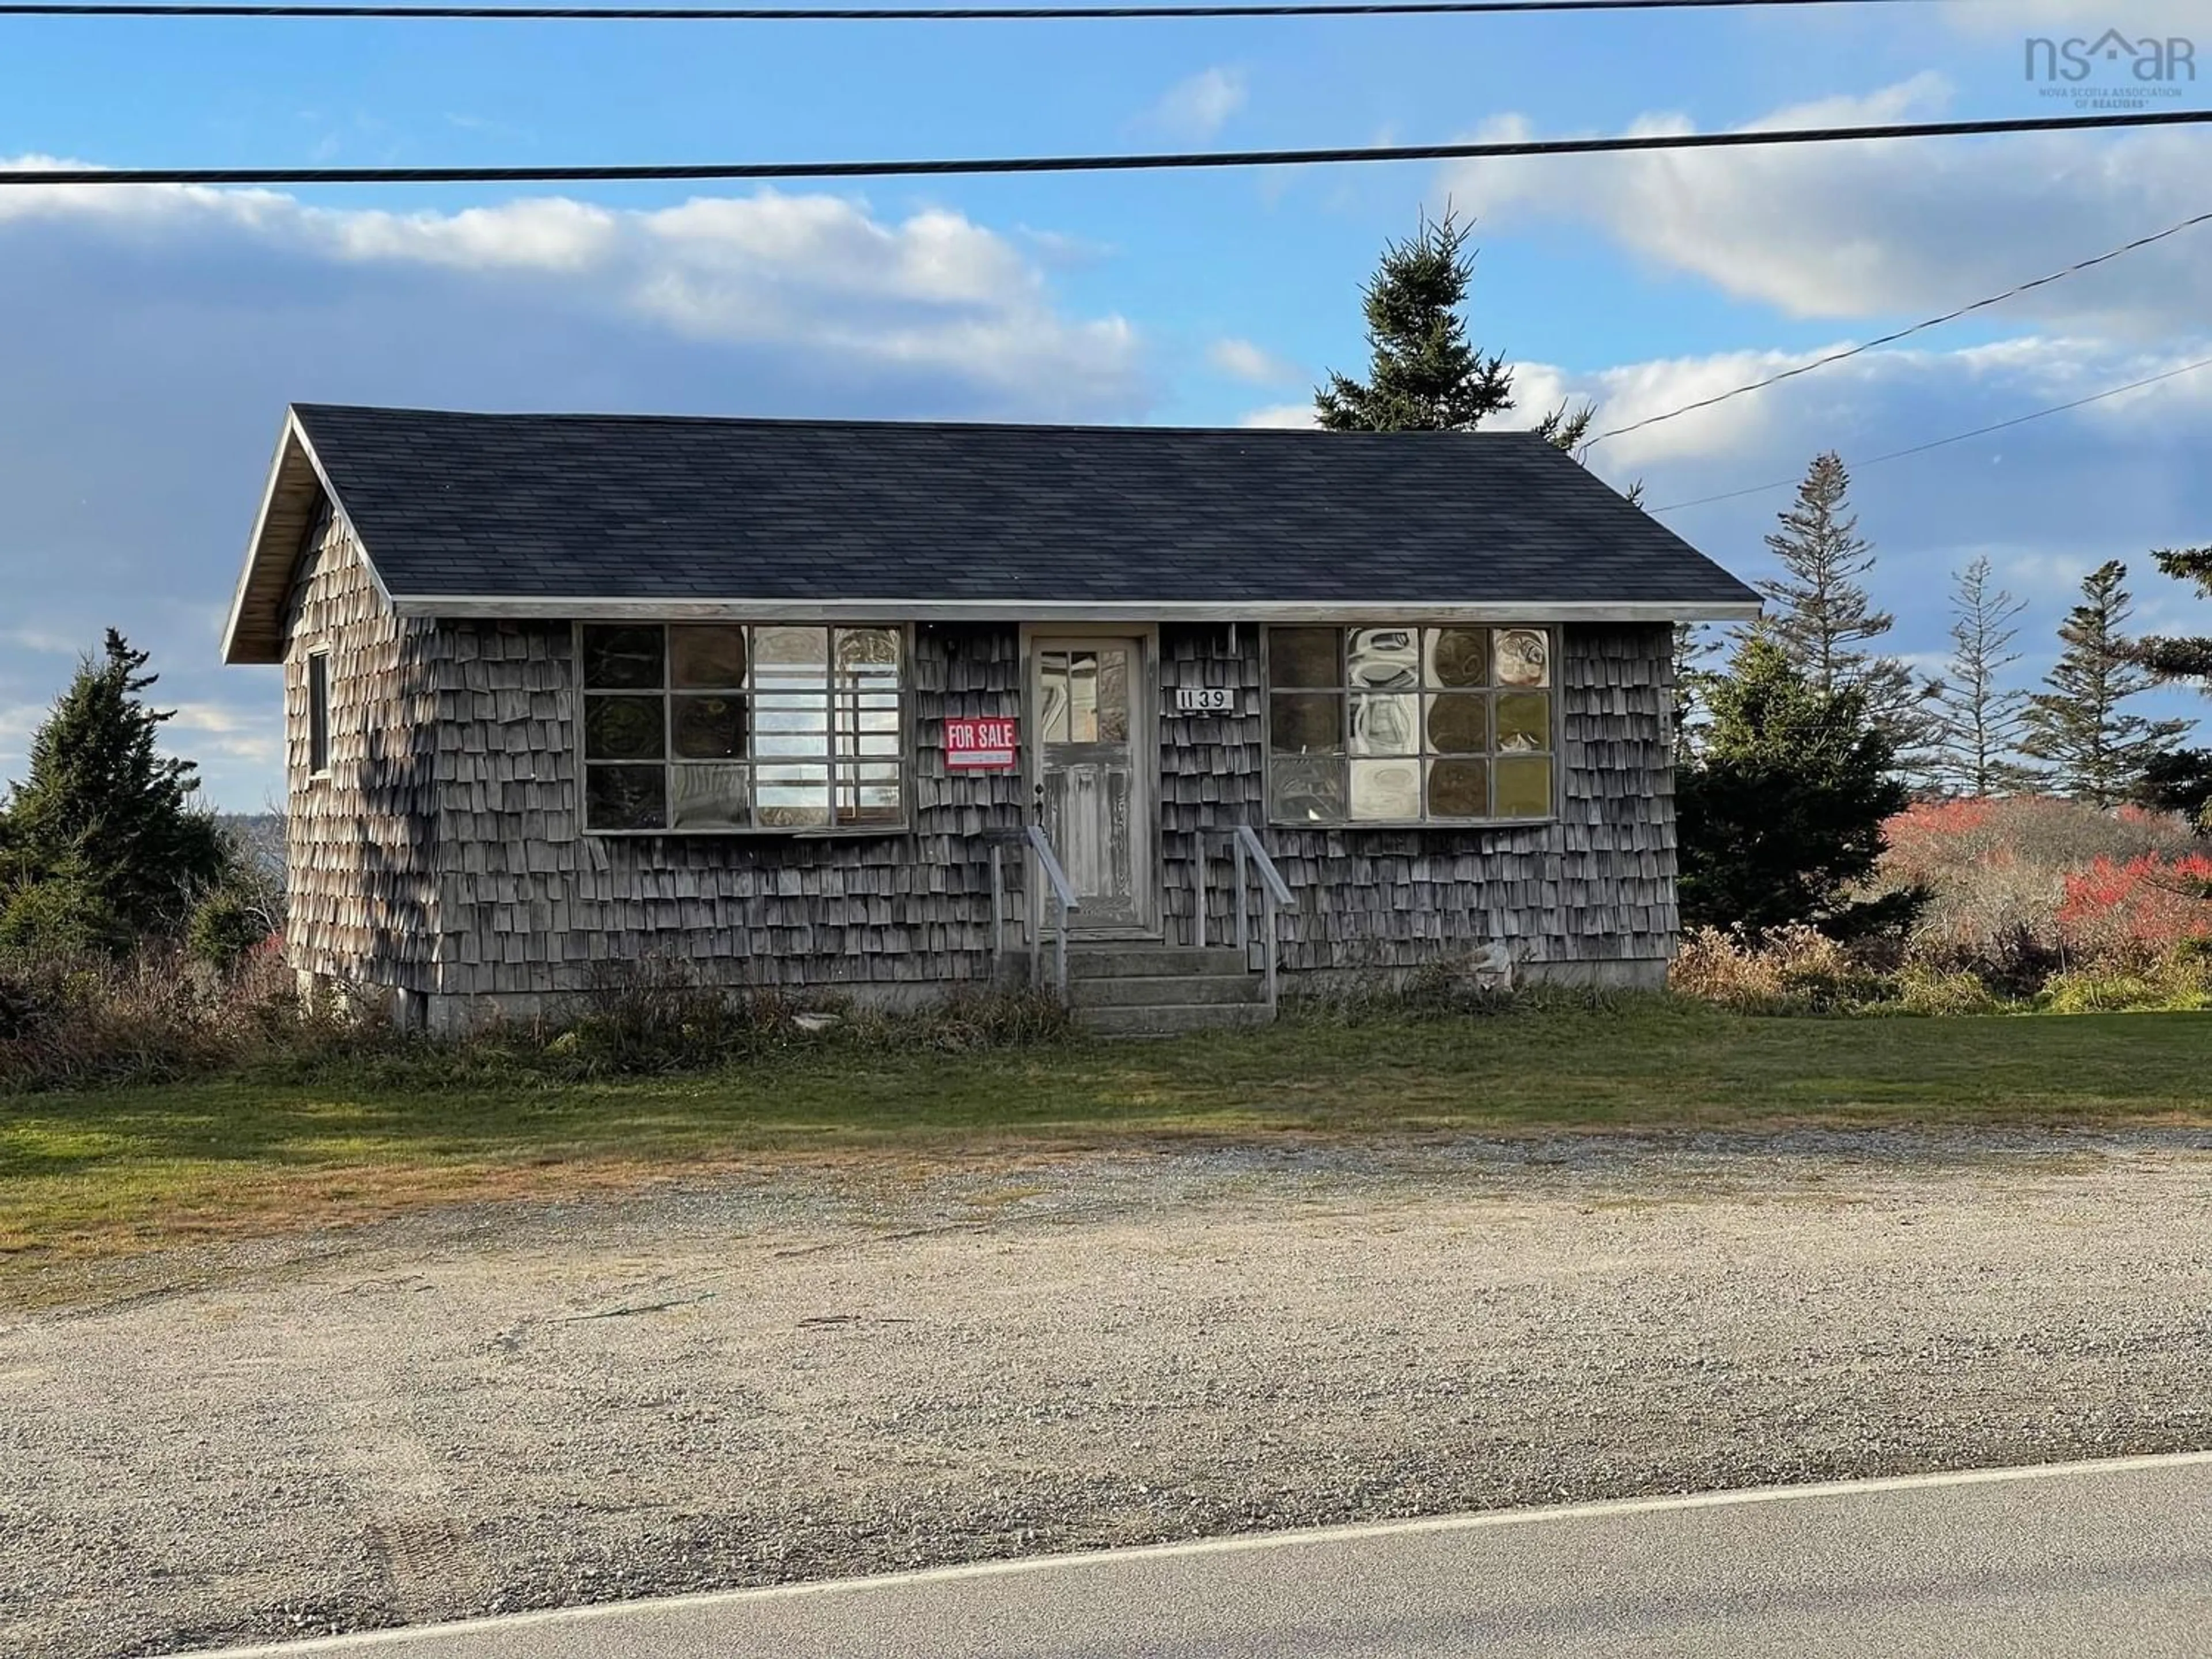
[1033,636,1155,933]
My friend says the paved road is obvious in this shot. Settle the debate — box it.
[201,1453,2212,1659]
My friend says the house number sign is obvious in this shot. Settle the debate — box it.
[944,717,1019,770]
[1175,687,1237,714]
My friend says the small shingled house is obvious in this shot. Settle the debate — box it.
[220,404,1758,1035]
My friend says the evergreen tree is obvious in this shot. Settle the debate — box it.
[2022,560,2189,808]
[0,630,231,953]
[1315,207,1516,433]
[1669,622,1720,765]
[1676,636,1920,940]
[2132,750,2212,834]
[1315,207,1642,501]
[2132,544,2212,834]
[2136,543,2212,690]
[1929,555,2039,797]
[1756,452,1933,757]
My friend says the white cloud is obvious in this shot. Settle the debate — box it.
[168,702,282,763]
[2,627,80,655]
[1207,338,1302,387]
[1138,67,1248,141]
[1238,402,1319,429]
[1441,77,2212,337]
[0,165,1146,413]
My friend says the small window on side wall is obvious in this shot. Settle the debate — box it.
[307,650,331,777]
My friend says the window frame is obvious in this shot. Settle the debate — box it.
[305,647,332,781]
[1259,623,1563,829]
[571,620,915,839]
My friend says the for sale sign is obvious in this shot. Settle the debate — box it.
[944,716,1018,771]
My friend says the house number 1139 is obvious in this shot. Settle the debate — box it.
[1175,688,1236,713]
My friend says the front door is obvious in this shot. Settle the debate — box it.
[1032,635,1156,933]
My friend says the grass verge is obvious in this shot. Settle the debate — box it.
[4,999,2210,1265]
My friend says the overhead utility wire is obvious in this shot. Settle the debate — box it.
[6,107,2210,187]
[1584,206,2212,450]
[1645,354,2212,515]
[0,0,1946,20]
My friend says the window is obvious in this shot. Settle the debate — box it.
[306,650,331,777]
[1265,625,1557,825]
[578,623,907,834]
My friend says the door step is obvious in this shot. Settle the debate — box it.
[1052,943,1273,1037]
[1083,1002,1275,1037]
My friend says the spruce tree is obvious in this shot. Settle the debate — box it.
[1315,206,1640,498]
[1756,452,1933,760]
[2021,560,2189,808]
[1676,636,1920,940]
[1316,207,1516,433]
[0,630,231,952]
[1929,555,2039,797]
[1669,622,1720,765]
[2130,544,2212,832]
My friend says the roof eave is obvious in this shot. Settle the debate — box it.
[219,410,391,665]
[388,596,1762,625]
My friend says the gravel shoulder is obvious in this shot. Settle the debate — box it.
[5,1128,2212,1658]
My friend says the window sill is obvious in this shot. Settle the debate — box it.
[1266,817,1558,831]
[583,823,911,840]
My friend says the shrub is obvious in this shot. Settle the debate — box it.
[0,944,1078,1095]
[1871,796,2211,994]
[1669,925,1890,1014]
[187,882,279,971]
[2057,852,2212,967]
[2039,951,2212,1014]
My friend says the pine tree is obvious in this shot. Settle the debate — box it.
[1756,452,1933,758]
[1929,555,2039,797]
[0,630,232,952]
[1315,207,1517,433]
[2021,560,2190,808]
[1676,635,1921,940]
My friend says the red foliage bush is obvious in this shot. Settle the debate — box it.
[2058,852,2212,963]
[1874,795,2210,979]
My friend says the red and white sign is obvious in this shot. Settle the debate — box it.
[944,717,1018,771]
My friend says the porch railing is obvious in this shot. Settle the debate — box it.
[1193,824,1291,1015]
[987,825,1080,1002]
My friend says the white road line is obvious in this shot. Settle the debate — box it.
[191,1448,2212,1657]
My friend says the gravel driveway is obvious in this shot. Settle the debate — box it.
[5,1128,2211,1658]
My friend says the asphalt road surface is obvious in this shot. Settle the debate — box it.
[198,1453,2212,1659]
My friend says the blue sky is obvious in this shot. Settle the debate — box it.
[1,0,2209,805]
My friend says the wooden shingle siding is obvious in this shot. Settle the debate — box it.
[284,588,1676,1012]
[282,507,441,1001]
[426,621,1028,999]
[1157,622,1677,975]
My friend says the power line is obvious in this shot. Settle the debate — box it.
[6,107,2210,187]
[1584,206,2212,451]
[0,0,1947,20]
[1645,354,2212,515]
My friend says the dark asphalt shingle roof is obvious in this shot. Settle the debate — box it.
[290,403,1758,609]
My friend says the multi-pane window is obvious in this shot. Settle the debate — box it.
[579,623,906,834]
[1266,625,1557,825]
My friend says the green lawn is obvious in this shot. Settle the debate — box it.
[3,1002,2209,1262]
